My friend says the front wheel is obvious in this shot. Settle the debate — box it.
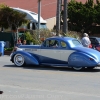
[13,54,25,67]
[73,67,83,71]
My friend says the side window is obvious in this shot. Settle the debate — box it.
[27,23,30,29]
[43,40,59,48]
[61,41,67,48]
[90,38,97,44]
[50,40,59,47]
[32,23,36,30]
[43,40,49,47]
[95,39,99,43]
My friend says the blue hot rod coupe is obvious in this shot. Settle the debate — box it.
[10,36,100,70]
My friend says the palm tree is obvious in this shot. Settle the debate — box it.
[38,0,41,38]
[56,0,61,36]
[63,0,68,35]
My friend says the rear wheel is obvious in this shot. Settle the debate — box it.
[14,54,25,67]
[73,67,83,71]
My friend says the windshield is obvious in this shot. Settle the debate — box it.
[36,23,47,29]
[96,38,100,43]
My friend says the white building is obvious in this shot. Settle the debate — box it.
[12,7,47,30]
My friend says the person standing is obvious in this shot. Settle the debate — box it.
[81,33,91,48]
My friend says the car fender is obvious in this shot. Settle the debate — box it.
[68,52,97,67]
[11,51,39,65]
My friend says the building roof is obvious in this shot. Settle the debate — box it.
[0,0,57,20]
[0,0,97,20]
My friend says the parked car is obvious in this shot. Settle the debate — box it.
[10,36,100,70]
[89,37,100,51]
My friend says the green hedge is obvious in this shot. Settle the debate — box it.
[4,47,13,51]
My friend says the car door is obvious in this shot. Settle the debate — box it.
[60,41,75,64]
[39,39,61,64]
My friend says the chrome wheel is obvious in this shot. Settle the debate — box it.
[73,67,83,71]
[14,54,25,66]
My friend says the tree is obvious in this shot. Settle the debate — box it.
[60,0,100,34]
[67,0,95,33]
[0,4,28,44]
[94,0,100,24]
[56,0,61,36]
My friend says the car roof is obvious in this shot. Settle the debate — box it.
[47,36,75,41]
[89,37,100,39]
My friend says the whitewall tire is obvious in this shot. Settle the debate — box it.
[73,67,83,71]
[14,54,25,67]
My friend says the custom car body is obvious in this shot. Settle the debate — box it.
[10,36,100,70]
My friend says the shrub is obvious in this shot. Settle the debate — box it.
[24,31,34,44]
[24,29,81,45]
[65,31,82,40]
[4,47,13,51]
[25,29,53,45]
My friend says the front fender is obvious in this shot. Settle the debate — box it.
[68,52,97,67]
[11,51,39,65]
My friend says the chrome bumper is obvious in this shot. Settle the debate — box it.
[97,62,100,66]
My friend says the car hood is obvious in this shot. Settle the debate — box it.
[73,47,100,61]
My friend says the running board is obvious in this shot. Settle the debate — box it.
[41,63,68,67]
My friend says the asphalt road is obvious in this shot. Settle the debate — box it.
[0,56,100,100]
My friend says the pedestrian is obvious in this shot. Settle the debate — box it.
[16,39,22,47]
[81,33,91,48]
[22,40,27,45]
[20,34,25,43]
[12,39,22,52]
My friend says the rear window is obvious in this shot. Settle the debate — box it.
[72,40,81,46]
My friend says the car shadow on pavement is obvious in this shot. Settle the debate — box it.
[3,64,100,72]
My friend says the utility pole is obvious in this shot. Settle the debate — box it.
[38,0,41,38]
[56,0,61,36]
[63,0,68,35]
[60,0,63,31]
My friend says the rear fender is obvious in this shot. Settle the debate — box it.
[68,52,97,67]
[12,51,39,65]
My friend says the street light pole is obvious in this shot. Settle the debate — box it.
[63,0,68,35]
[38,0,41,38]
